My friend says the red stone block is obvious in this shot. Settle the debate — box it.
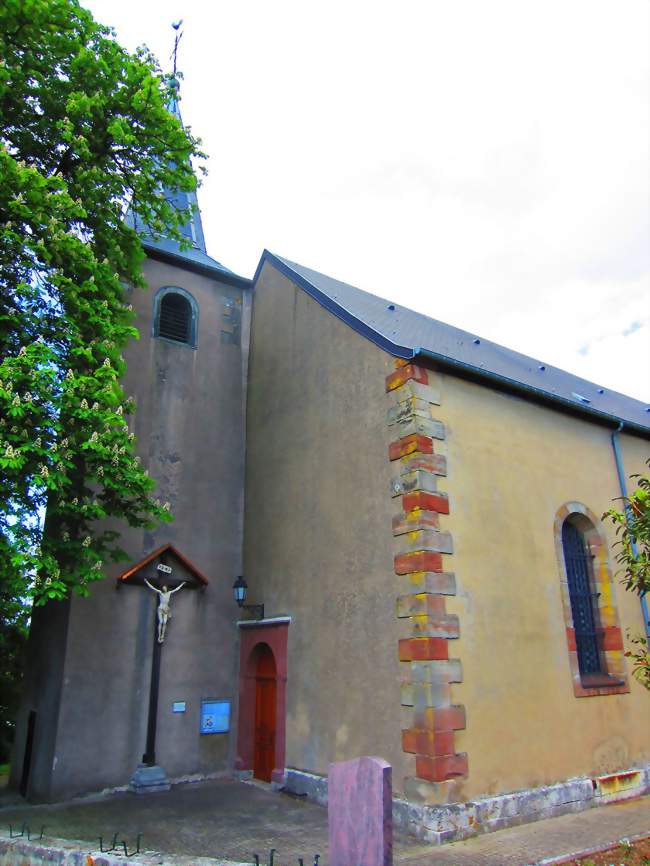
[398,639,413,661]
[412,705,466,732]
[416,753,468,782]
[409,637,449,661]
[597,626,624,651]
[435,705,466,731]
[394,551,443,574]
[401,729,417,754]
[388,434,434,461]
[400,636,459,664]
[402,491,450,515]
[386,364,429,392]
[415,729,455,757]
[402,728,455,757]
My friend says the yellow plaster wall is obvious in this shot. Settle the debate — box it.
[245,260,650,801]
[432,368,650,799]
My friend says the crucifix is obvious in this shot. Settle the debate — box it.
[144,579,186,643]
[118,544,208,788]
[140,563,186,766]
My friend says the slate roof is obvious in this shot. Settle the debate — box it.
[127,188,239,281]
[140,235,235,277]
[257,250,650,435]
[126,80,248,287]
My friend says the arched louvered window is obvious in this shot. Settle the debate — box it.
[561,520,602,676]
[153,287,198,348]
[159,293,190,342]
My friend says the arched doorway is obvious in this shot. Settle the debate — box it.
[253,644,277,782]
[235,619,289,785]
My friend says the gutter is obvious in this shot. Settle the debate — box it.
[413,347,650,439]
[610,422,650,645]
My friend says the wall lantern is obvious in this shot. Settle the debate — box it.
[232,576,264,620]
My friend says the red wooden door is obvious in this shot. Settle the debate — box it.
[253,644,277,782]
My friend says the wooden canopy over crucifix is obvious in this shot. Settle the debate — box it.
[117,542,209,588]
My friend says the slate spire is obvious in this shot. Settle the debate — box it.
[126,73,234,277]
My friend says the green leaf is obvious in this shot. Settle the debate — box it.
[1,0,186,623]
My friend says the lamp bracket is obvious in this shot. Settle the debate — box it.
[240,603,265,620]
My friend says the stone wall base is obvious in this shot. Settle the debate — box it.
[283,768,329,806]
[86,769,231,801]
[282,764,650,844]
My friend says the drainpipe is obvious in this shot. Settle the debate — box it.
[610,422,650,644]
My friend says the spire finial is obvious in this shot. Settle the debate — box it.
[171,20,184,79]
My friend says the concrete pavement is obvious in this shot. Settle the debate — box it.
[0,777,647,865]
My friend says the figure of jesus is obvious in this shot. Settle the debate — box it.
[144,580,186,643]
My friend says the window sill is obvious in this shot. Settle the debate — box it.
[153,334,197,350]
[579,673,626,689]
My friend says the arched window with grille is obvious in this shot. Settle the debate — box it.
[554,502,629,697]
[561,520,602,676]
[152,286,198,348]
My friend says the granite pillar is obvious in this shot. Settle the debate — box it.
[328,756,392,866]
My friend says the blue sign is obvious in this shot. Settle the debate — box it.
[200,699,230,734]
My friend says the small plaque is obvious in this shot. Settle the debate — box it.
[172,701,186,713]
[200,699,230,734]
[157,563,172,574]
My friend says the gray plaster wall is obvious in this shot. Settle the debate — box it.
[243,262,408,788]
[14,256,249,801]
[9,599,70,801]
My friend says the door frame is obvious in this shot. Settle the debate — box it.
[235,618,289,785]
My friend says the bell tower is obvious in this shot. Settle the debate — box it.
[12,70,252,801]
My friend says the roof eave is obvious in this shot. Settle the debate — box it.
[255,250,414,358]
[143,243,252,289]
[413,346,650,438]
[256,250,649,439]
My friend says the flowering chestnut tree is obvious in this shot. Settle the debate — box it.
[0,0,203,606]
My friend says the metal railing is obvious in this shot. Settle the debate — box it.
[253,850,321,866]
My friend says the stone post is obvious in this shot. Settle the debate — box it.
[328,756,393,866]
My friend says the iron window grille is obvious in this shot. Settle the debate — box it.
[561,521,602,676]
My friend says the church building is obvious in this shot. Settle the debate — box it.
[11,84,650,844]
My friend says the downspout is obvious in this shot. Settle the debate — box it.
[610,422,650,644]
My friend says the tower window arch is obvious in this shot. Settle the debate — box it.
[153,286,199,348]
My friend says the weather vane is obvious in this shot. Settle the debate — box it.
[171,20,184,78]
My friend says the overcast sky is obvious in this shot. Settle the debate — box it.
[84,0,650,403]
